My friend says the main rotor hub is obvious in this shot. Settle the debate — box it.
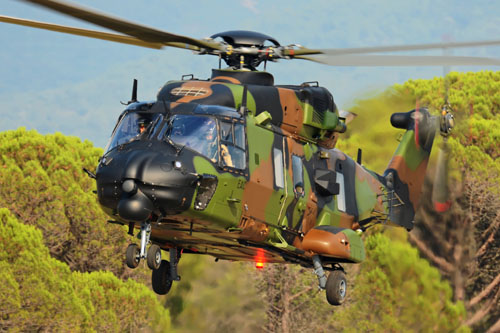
[209,30,281,70]
[439,104,455,137]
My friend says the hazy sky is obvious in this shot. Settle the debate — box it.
[0,0,499,147]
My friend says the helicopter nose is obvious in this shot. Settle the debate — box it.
[96,141,198,219]
[117,182,155,222]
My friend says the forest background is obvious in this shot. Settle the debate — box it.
[0,71,498,332]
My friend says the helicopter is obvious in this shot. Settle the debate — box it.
[2,0,500,306]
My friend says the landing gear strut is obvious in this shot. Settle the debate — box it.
[124,221,182,295]
[312,255,346,306]
[125,221,161,270]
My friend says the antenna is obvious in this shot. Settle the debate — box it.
[239,85,248,116]
[121,79,138,105]
[131,79,138,103]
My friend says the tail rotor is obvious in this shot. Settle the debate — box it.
[431,104,455,212]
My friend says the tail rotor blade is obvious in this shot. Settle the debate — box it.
[432,141,451,212]
[431,107,455,213]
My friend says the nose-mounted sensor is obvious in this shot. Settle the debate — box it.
[122,179,137,194]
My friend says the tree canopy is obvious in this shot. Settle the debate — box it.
[0,208,170,332]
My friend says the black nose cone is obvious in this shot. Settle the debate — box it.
[117,190,155,222]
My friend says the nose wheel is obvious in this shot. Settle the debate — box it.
[125,243,140,269]
[147,244,162,270]
[125,221,162,270]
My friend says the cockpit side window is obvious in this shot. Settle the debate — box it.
[220,122,233,143]
[148,114,164,139]
[235,123,245,149]
[220,121,246,170]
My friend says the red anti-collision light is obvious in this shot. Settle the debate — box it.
[255,248,265,269]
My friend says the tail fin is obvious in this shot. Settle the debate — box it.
[383,108,436,230]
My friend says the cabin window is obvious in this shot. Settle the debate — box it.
[336,171,346,212]
[273,148,284,189]
[292,155,304,196]
[220,121,246,170]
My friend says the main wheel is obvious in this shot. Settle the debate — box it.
[125,243,140,269]
[147,244,162,270]
[152,260,173,295]
[326,270,347,306]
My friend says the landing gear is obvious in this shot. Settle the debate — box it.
[147,244,162,270]
[152,260,173,295]
[125,243,140,269]
[124,221,182,295]
[326,270,347,305]
[125,221,162,269]
[312,255,346,306]
[151,248,181,295]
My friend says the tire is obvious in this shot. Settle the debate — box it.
[326,270,347,306]
[125,243,140,269]
[147,244,162,270]
[152,260,173,295]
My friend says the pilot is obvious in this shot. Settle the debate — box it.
[204,125,218,162]
[294,182,304,198]
[221,144,233,167]
[138,119,148,134]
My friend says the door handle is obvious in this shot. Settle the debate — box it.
[279,194,285,204]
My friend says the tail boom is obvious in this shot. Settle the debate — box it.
[383,108,436,229]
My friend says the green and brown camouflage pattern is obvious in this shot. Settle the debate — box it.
[99,70,436,267]
[157,69,344,147]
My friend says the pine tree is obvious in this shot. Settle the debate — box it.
[0,208,171,331]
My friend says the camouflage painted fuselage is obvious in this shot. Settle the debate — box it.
[96,69,435,267]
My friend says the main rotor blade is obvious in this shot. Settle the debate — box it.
[20,0,222,51]
[0,15,163,49]
[317,40,500,56]
[297,54,500,67]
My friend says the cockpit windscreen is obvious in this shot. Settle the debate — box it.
[104,112,160,153]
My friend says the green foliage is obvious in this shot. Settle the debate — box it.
[0,128,135,275]
[393,71,500,188]
[254,263,334,333]
[338,71,500,185]
[332,231,469,332]
[162,253,209,321]
[170,258,264,333]
[322,71,500,331]
[0,208,170,332]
